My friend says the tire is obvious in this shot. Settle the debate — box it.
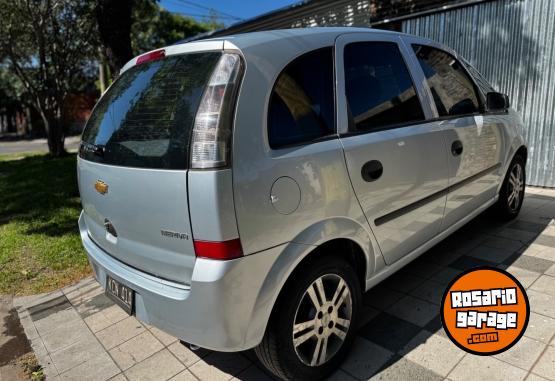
[495,155,526,220]
[255,256,361,381]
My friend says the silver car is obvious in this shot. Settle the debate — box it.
[77,27,527,380]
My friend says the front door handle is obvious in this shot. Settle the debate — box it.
[451,140,463,156]
[361,160,383,182]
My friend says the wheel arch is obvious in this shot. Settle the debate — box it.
[514,145,528,164]
[499,139,528,193]
[243,217,378,348]
[289,217,378,282]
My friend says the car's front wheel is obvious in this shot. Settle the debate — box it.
[255,256,360,380]
[495,154,526,219]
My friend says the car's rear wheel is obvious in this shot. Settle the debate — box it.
[255,256,360,380]
[495,154,526,220]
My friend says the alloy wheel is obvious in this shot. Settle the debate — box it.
[507,163,524,211]
[292,274,353,367]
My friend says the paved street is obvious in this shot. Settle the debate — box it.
[0,136,81,155]
[13,187,555,381]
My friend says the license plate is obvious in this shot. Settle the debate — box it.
[106,276,134,315]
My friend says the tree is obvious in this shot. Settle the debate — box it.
[0,68,27,134]
[131,1,220,54]
[0,0,97,156]
[96,0,134,77]
[95,0,220,80]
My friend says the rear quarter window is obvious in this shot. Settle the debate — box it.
[80,52,221,169]
[267,47,335,149]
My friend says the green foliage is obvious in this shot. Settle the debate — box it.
[0,68,27,112]
[0,0,99,155]
[0,0,98,96]
[131,0,222,54]
[20,353,45,381]
[31,370,46,381]
[0,69,23,100]
[0,153,90,294]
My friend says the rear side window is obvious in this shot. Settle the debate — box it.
[80,52,221,169]
[268,47,335,149]
[344,42,425,133]
[412,45,481,117]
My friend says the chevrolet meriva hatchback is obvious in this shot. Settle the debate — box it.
[78,28,527,380]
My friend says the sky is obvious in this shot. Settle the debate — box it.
[159,0,301,27]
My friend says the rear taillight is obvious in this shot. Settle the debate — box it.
[193,239,243,260]
[136,49,165,65]
[191,53,242,169]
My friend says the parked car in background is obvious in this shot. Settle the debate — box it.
[77,28,527,380]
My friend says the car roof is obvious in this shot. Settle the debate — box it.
[192,27,451,57]
[195,27,405,50]
[122,27,448,75]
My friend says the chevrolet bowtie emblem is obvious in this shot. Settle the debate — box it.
[95,180,109,195]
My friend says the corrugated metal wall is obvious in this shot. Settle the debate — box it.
[209,0,469,36]
[403,0,555,187]
[208,0,554,187]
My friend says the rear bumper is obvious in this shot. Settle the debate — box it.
[78,211,282,351]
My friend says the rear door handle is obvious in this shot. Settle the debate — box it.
[451,140,463,156]
[361,160,383,182]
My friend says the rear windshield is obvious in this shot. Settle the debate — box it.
[80,52,221,169]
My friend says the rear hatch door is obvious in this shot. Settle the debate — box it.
[78,50,222,284]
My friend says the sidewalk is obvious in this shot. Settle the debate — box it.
[13,187,555,381]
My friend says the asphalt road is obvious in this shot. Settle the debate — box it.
[0,136,81,155]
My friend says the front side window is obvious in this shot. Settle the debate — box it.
[413,45,481,117]
[460,57,495,96]
[268,47,335,149]
[344,41,425,133]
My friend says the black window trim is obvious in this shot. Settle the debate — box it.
[268,134,340,151]
[459,58,510,116]
[484,109,510,116]
[459,57,492,96]
[411,43,488,121]
[267,46,338,151]
[340,40,428,137]
[421,111,482,125]
[339,118,432,138]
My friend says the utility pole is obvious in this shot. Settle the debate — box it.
[99,62,106,94]
[98,48,108,94]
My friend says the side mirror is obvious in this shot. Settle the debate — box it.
[486,92,510,112]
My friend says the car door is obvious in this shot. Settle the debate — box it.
[408,42,504,230]
[336,33,450,265]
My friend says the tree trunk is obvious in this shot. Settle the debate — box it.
[41,113,66,157]
[24,107,32,136]
[96,0,134,78]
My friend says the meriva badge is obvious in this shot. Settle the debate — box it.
[161,230,189,240]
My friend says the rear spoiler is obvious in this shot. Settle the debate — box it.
[120,40,241,75]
